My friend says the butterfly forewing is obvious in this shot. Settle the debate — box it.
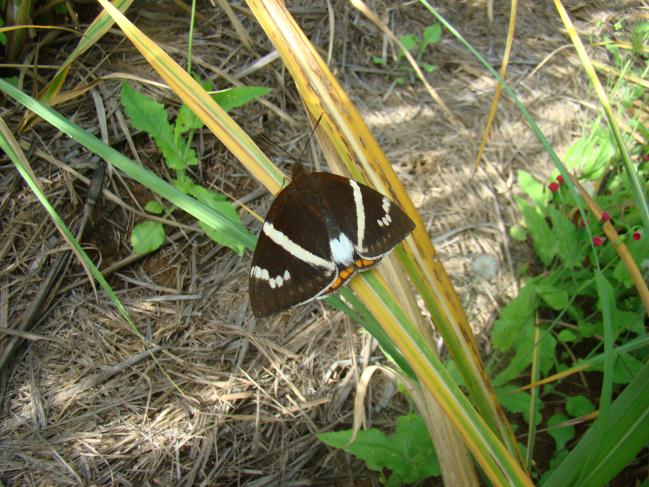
[249,181,337,317]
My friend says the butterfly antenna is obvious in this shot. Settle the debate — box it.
[259,133,299,163]
[296,113,324,165]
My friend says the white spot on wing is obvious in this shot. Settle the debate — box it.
[283,270,290,281]
[377,197,392,227]
[330,233,355,267]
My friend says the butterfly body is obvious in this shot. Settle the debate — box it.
[249,167,414,317]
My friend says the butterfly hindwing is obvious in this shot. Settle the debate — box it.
[310,172,415,259]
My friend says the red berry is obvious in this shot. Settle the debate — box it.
[549,182,560,192]
[600,212,610,222]
[633,232,641,241]
[642,154,649,162]
[593,236,604,246]
[556,175,565,184]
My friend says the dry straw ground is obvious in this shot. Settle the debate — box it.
[0,1,641,485]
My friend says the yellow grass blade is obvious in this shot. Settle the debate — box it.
[97,0,285,195]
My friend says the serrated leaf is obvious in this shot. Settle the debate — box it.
[211,86,271,113]
[144,200,164,214]
[566,395,595,417]
[547,413,575,452]
[492,280,538,351]
[423,24,442,46]
[131,220,165,253]
[516,196,555,265]
[547,206,583,268]
[496,385,543,425]
[175,104,204,134]
[318,414,439,486]
[120,82,187,171]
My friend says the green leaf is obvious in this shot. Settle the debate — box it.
[510,224,528,241]
[211,86,271,113]
[516,196,555,265]
[395,76,406,85]
[536,280,569,310]
[120,82,188,171]
[612,352,644,384]
[399,34,419,52]
[496,385,543,425]
[144,200,165,214]
[423,23,442,46]
[175,104,204,134]
[518,169,548,207]
[371,55,386,65]
[421,62,436,73]
[557,329,578,342]
[494,323,556,386]
[566,395,595,417]
[547,206,583,268]
[492,279,538,351]
[631,21,649,52]
[131,220,165,253]
[564,126,616,180]
[318,414,439,486]
[188,184,246,256]
[547,413,575,452]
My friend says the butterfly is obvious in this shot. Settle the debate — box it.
[249,164,414,317]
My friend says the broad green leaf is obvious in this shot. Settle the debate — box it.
[518,169,548,206]
[421,62,436,73]
[557,329,578,342]
[318,414,439,487]
[510,224,528,241]
[564,127,616,180]
[144,200,164,214]
[597,352,644,384]
[423,23,442,45]
[536,280,569,310]
[492,279,538,351]
[547,413,575,452]
[494,324,556,386]
[189,184,246,256]
[175,104,204,134]
[516,196,555,265]
[211,86,271,113]
[547,206,583,268]
[131,220,165,253]
[566,395,595,417]
[496,385,543,425]
[120,82,188,171]
[399,34,419,52]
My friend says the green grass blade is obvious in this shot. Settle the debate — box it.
[0,79,256,251]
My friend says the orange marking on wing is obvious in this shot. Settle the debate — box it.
[355,258,376,269]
